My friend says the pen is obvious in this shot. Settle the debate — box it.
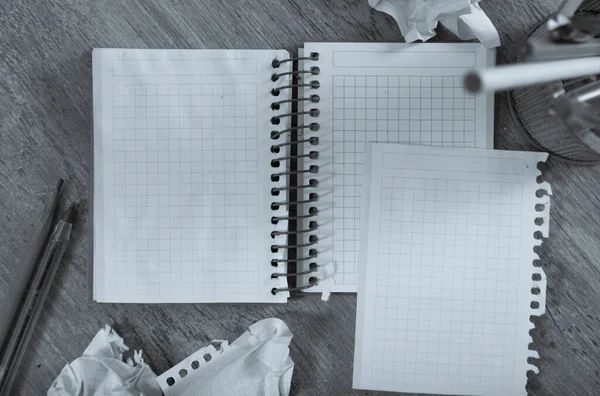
[464,57,600,93]
[520,38,600,61]
[0,203,77,395]
[0,179,63,352]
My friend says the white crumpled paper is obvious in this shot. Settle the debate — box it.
[369,0,500,48]
[47,325,161,396]
[157,318,294,396]
[48,319,294,396]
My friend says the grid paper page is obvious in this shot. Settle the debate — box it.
[92,49,290,303]
[353,143,550,396]
[299,42,496,292]
[158,318,293,396]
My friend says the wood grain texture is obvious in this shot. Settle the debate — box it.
[1,0,599,395]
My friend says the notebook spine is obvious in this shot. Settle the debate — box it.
[269,52,321,294]
[528,162,552,376]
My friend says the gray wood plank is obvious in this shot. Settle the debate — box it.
[1,0,599,395]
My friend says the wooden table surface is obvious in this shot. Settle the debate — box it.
[2,0,600,395]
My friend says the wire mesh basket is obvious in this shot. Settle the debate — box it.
[509,1,600,164]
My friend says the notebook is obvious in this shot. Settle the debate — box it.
[353,143,551,395]
[296,42,496,292]
[92,48,298,303]
[92,44,494,302]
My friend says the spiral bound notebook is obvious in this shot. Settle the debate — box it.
[295,42,496,292]
[353,143,551,395]
[92,44,495,302]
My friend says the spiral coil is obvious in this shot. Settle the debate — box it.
[270,52,321,295]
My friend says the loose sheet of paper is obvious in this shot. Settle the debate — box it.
[299,42,495,292]
[92,49,289,303]
[157,318,294,396]
[353,143,550,396]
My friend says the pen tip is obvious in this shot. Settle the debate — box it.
[61,203,77,224]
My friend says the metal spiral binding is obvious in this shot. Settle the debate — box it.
[271,81,320,97]
[270,52,321,295]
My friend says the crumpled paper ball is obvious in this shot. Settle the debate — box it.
[369,0,500,48]
[47,326,162,396]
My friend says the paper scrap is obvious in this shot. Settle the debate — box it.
[48,325,161,396]
[157,318,294,396]
[368,0,500,48]
[317,262,336,302]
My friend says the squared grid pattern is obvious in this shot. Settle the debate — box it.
[331,75,476,285]
[371,176,523,388]
[160,321,293,396]
[111,83,261,298]
[203,350,289,396]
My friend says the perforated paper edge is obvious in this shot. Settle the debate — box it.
[527,156,551,376]
[157,340,230,395]
[156,318,293,395]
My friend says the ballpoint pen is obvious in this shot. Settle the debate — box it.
[464,0,600,93]
[0,179,63,352]
[521,0,600,61]
[0,203,77,395]
[464,57,600,93]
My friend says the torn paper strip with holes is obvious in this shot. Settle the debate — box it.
[158,318,294,396]
[368,0,500,48]
[47,326,161,396]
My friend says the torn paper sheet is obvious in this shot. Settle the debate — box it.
[48,325,161,396]
[369,0,500,48]
[317,262,336,302]
[157,318,294,396]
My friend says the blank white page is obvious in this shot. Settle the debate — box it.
[300,42,496,292]
[354,143,550,395]
[92,49,290,303]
